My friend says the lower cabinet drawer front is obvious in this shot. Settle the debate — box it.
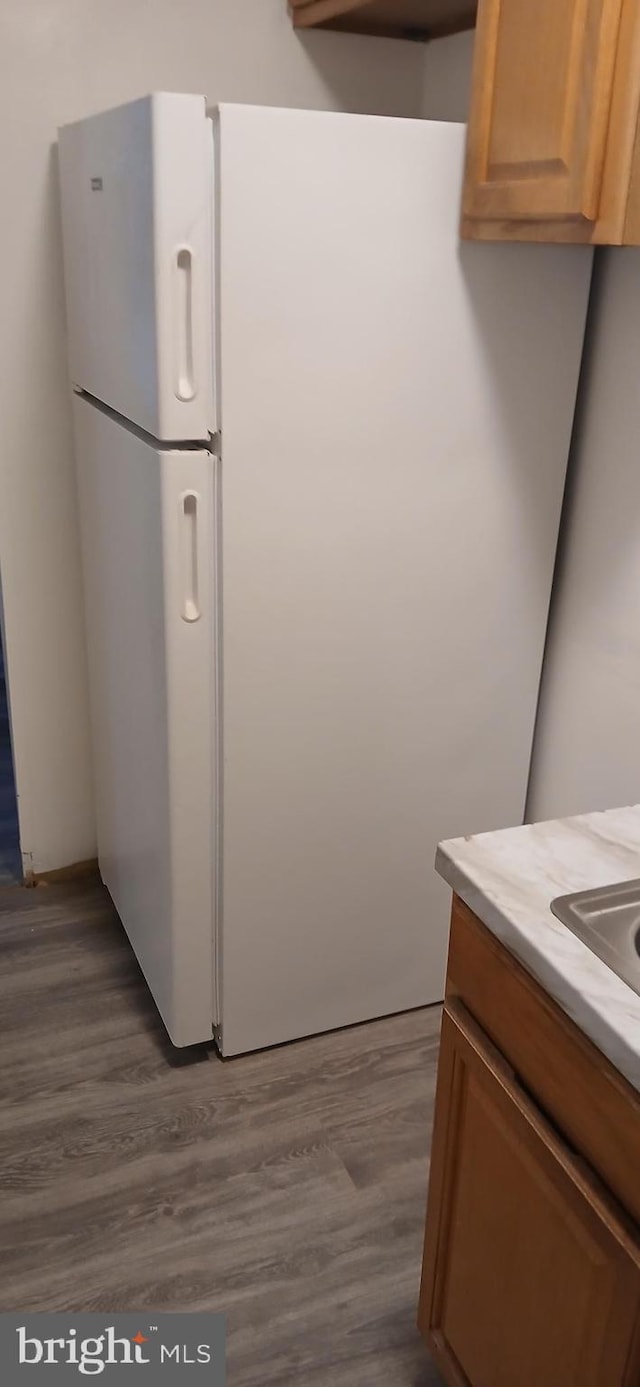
[446,896,640,1226]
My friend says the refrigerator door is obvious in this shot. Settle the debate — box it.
[74,394,216,1047]
[214,106,592,1055]
[59,94,214,442]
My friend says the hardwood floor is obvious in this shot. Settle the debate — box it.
[0,877,444,1385]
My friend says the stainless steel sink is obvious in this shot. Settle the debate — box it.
[550,878,640,999]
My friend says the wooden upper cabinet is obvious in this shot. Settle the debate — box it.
[419,1003,640,1387]
[462,0,640,242]
[464,0,623,221]
[289,0,477,41]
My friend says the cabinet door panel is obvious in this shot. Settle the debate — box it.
[463,0,624,223]
[419,1003,640,1387]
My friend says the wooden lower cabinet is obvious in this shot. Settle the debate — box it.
[418,912,640,1387]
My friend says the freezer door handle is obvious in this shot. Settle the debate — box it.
[174,246,196,402]
[180,491,201,622]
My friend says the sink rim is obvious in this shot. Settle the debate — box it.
[550,876,640,1002]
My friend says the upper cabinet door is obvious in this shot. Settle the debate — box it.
[463,0,624,224]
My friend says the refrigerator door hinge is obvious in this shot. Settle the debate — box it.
[212,1022,222,1053]
[210,430,221,458]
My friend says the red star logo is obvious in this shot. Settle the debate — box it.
[131,1332,149,1345]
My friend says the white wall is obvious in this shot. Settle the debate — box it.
[422,30,474,122]
[527,250,640,823]
[0,0,431,873]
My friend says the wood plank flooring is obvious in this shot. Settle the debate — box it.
[0,877,444,1385]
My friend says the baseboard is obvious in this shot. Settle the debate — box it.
[24,858,99,888]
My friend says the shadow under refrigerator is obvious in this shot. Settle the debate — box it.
[58,96,592,1053]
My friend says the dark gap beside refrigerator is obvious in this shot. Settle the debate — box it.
[0,637,21,882]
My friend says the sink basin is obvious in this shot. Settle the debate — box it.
[550,878,640,1000]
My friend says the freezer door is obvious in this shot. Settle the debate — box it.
[214,106,592,1055]
[74,394,216,1047]
[59,94,214,442]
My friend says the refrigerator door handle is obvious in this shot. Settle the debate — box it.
[174,245,196,402]
[180,491,201,622]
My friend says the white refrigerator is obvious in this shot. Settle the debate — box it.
[58,95,591,1054]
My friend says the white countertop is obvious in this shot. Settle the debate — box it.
[436,804,640,1094]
